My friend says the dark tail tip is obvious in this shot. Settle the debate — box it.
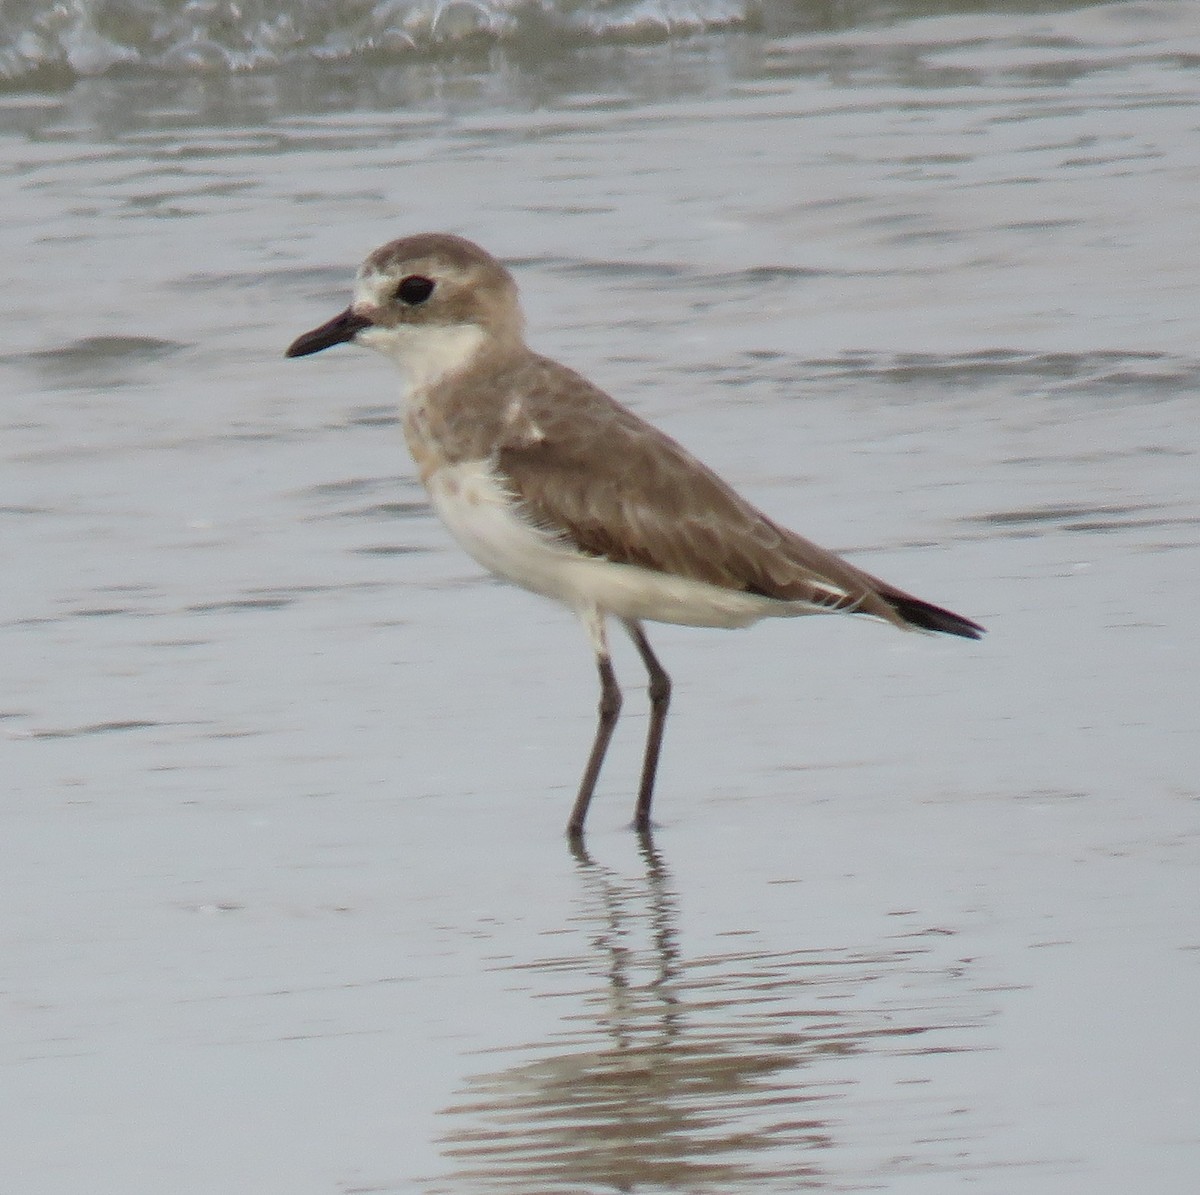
[884,592,986,640]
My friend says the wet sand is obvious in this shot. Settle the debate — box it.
[3,4,1199,1191]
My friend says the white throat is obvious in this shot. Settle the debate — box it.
[357,321,487,393]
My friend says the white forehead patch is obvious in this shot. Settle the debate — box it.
[354,266,401,309]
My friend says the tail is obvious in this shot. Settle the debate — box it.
[878,589,985,640]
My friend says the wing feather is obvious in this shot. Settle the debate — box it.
[491,357,907,625]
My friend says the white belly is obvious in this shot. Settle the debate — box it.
[424,459,818,629]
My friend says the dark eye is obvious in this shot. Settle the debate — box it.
[396,275,435,305]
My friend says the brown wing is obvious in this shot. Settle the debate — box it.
[491,356,918,627]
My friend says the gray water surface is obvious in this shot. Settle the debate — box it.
[3,3,1199,1192]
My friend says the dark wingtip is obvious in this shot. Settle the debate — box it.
[884,592,986,639]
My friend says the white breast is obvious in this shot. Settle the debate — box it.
[425,460,821,630]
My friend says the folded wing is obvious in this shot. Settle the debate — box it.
[492,358,983,639]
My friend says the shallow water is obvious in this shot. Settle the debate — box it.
[3,2,1200,1192]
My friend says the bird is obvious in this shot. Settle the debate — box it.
[286,233,984,838]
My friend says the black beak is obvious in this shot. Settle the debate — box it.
[285,307,373,358]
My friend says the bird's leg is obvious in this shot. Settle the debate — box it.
[623,620,672,832]
[568,614,622,839]
[567,653,622,839]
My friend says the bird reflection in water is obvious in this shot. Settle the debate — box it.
[430,833,983,1192]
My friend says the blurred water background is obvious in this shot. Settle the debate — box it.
[3,1,1199,1192]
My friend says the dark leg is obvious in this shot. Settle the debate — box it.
[623,620,672,832]
[567,651,622,840]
